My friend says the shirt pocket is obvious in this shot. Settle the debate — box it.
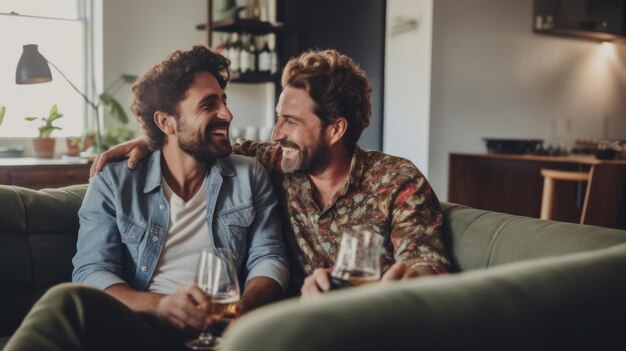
[118,217,148,263]
[217,204,256,262]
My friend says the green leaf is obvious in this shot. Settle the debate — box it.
[49,113,63,123]
[40,126,60,139]
[0,106,6,127]
[49,104,58,118]
[121,74,138,84]
[99,93,129,124]
[26,103,63,138]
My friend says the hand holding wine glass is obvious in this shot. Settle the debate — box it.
[186,248,240,351]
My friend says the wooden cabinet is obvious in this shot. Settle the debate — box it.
[0,158,91,189]
[449,153,626,229]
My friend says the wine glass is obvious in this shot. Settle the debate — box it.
[186,248,240,350]
[330,229,383,289]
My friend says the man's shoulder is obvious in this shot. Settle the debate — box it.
[101,153,151,177]
[360,148,422,178]
[94,152,154,190]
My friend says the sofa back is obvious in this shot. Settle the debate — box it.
[442,203,626,272]
[0,184,87,337]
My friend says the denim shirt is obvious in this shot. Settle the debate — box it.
[72,150,289,292]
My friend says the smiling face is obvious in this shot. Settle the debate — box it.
[173,71,233,162]
[272,86,331,174]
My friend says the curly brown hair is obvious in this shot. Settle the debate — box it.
[131,45,230,150]
[281,49,372,148]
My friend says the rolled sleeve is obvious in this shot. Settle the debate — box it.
[245,260,290,291]
[79,271,127,291]
[243,160,290,292]
[72,171,126,290]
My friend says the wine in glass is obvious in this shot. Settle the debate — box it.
[330,229,383,289]
[186,248,240,350]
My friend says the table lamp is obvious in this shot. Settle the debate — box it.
[15,44,103,154]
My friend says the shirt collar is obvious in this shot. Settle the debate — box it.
[332,145,365,197]
[144,150,163,193]
[347,145,366,189]
[143,150,235,193]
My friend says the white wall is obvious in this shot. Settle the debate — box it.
[384,0,433,176]
[102,0,273,134]
[428,0,626,201]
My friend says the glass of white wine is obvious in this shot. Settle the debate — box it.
[186,248,240,350]
[330,229,383,288]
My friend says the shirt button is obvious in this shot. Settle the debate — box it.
[159,204,165,210]
[152,235,158,242]
[141,266,147,272]
[121,232,128,238]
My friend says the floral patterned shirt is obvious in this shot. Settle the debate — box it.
[233,140,450,292]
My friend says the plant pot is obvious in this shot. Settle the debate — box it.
[66,137,81,157]
[33,138,56,158]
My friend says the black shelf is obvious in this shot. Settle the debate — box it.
[196,18,284,35]
[230,72,279,84]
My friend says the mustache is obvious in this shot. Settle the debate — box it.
[279,140,299,149]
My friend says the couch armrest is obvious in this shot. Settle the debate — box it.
[220,244,626,351]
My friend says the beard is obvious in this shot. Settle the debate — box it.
[178,120,232,163]
[280,137,331,174]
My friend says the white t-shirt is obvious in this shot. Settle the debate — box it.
[147,176,211,295]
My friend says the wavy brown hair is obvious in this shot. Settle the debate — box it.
[281,49,372,148]
[131,45,230,150]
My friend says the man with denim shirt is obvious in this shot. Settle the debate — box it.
[5,46,288,351]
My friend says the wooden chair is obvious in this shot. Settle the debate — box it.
[540,163,626,228]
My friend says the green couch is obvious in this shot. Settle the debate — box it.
[1,184,625,350]
[220,204,626,350]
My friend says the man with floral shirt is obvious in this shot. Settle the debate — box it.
[92,49,450,297]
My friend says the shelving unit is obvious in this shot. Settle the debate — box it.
[198,0,287,85]
[197,18,284,35]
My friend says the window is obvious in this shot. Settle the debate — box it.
[0,0,89,138]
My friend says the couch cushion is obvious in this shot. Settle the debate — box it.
[0,185,87,337]
[442,203,626,272]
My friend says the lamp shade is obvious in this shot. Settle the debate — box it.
[15,44,52,84]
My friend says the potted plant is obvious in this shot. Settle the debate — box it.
[25,104,63,158]
[66,136,81,157]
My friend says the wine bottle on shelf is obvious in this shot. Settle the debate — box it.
[240,33,251,74]
[252,0,261,20]
[248,36,257,74]
[228,33,241,74]
[269,36,278,75]
[216,33,230,61]
[258,37,271,74]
